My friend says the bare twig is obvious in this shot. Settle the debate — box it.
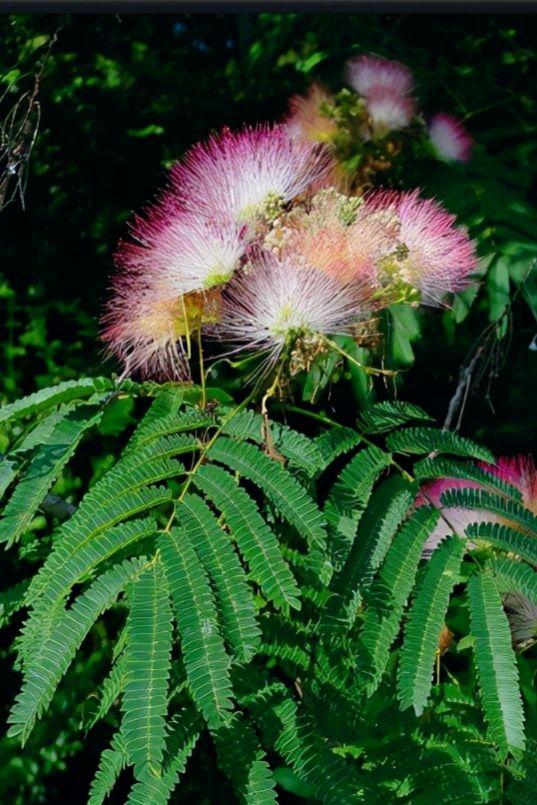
[443,260,536,432]
[0,27,60,213]
[443,347,484,431]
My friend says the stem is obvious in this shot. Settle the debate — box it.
[161,385,259,535]
[275,402,343,430]
[324,336,397,378]
[197,326,206,410]
[181,296,191,360]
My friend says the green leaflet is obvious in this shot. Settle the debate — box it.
[386,426,494,463]
[88,732,129,805]
[125,392,212,454]
[26,484,171,607]
[358,400,432,435]
[126,715,200,805]
[260,615,311,676]
[0,377,114,427]
[323,445,393,568]
[179,493,260,662]
[468,572,525,757]
[208,436,327,552]
[414,456,523,501]
[489,557,537,604]
[324,477,414,631]
[214,715,278,804]
[159,527,234,730]
[397,535,466,715]
[0,578,30,627]
[86,650,126,729]
[8,557,148,744]
[312,425,362,473]
[466,521,537,565]
[0,405,103,547]
[221,407,322,476]
[441,487,537,535]
[193,464,300,612]
[27,516,157,613]
[271,701,366,803]
[357,507,440,695]
[122,561,173,782]
[0,409,64,499]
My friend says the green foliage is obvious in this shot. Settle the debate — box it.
[358,506,440,695]
[160,527,234,730]
[398,535,465,715]
[122,561,173,782]
[1,383,535,802]
[386,426,495,463]
[467,572,525,757]
[1,12,536,802]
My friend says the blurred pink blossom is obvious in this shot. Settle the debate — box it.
[429,113,473,163]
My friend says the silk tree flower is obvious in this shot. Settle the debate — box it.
[116,198,246,299]
[270,188,399,290]
[417,454,537,557]
[214,249,368,376]
[102,272,221,381]
[170,123,334,225]
[428,113,473,163]
[285,84,339,145]
[345,54,414,99]
[364,189,478,305]
[365,88,416,137]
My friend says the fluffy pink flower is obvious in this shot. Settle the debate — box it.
[365,87,416,137]
[346,54,414,98]
[428,113,473,163]
[170,124,333,225]
[101,274,190,381]
[285,84,339,144]
[274,190,398,289]
[365,189,478,305]
[214,249,368,373]
[117,199,246,299]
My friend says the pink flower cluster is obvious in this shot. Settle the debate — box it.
[286,54,473,163]
[417,455,537,557]
[102,122,478,381]
[346,54,416,137]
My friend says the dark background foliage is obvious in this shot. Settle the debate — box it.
[0,11,536,802]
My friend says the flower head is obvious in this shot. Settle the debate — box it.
[365,189,478,305]
[214,249,367,374]
[365,88,416,137]
[170,124,333,225]
[285,84,339,144]
[101,269,221,381]
[117,200,246,299]
[346,54,414,98]
[429,113,473,163]
[271,189,398,290]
